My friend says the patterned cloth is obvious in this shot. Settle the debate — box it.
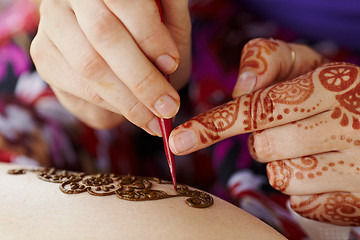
[1,0,360,239]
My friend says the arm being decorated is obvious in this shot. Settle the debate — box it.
[0,162,286,240]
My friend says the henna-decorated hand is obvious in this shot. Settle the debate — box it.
[170,38,360,226]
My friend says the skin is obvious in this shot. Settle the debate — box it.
[29,1,359,226]
[169,38,360,226]
[30,0,192,134]
[0,163,286,240]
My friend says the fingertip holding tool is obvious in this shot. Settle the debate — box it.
[155,0,177,190]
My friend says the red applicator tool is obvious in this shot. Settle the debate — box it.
[155,0,177,189]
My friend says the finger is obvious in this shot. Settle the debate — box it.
[290,192,360,226]
[68,0,180,119]
[37,1,163,135]
[161,0,192,90]
[31,25,161,135]
[266,151,360,195]
[249,110,360,162]
[31,29,117,114]
[233,38,326,98]
[102,0,180,74]
[170,62,360,155]
[52,87,125,130]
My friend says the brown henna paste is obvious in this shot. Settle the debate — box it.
[7,168,213,208]
[291,193,360,226]
[240,38,279,75]
[318,63,360,130]
[183,97,241,143]
[243,71,315,131]
[267,153,360,192]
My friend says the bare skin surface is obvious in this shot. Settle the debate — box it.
[0,163,286,240]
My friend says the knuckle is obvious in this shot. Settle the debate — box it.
[125,100,144,121]
[167,20,191,46]
[132,68,158,94]
[86,114,124,130]
[82,85,104,105]
[76,50,105,79]
[136,24,163,48]
[90,10,120,44]
[30,36,44,64]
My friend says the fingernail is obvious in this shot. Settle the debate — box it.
[147,117,162,136]
[233,71,257,97]
[155,54,179,74]
[154,95,179,118]
[170,130,196,154]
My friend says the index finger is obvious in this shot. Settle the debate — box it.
[170,62,360,155]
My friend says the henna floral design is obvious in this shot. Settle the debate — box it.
[240,38,279,75]
[183,97,241,144]
[7,168,214,208]
[318,64,360,129]
[243,72,314,131]
[242,63,359,132]
[291,193,360,226]
[180,62,359,147]
[267,156,318,191]
[266,160,292,192]
[268,72,314,104]
[268,154,360,192]
[319,66,357,92]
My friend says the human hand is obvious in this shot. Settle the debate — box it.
[169,38,326,155]
[30,0,191,134]
[169,39,360,225]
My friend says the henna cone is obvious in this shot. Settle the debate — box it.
[158,114,177,189]
[155,0,176,189]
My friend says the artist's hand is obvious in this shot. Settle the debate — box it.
[30,0,191,134]
[170,38,360,225]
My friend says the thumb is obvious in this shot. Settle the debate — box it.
[233,38,326,98]
[161,0,192,89]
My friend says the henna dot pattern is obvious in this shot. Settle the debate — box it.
[243,71,314,131]
[267,156,318,191]
[327,134,360,147]
[268,154,359,192]
[318,64,360,130]
[291,193,360,226]
[7,168,214,208]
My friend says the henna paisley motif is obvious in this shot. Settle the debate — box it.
[266,160,292,192]
[288,156,318,171]
[243,72,315,131]
[318,64,360,129]
[267,156,319,192]
[336,83,360,115]
[268,72,314,104]
[184,97,241,143]
[240,38,279,75]
[8,168,214,208]
[291,193,360,226]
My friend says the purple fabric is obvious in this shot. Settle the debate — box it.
[240,0,360,50]
[0,43,30,79]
